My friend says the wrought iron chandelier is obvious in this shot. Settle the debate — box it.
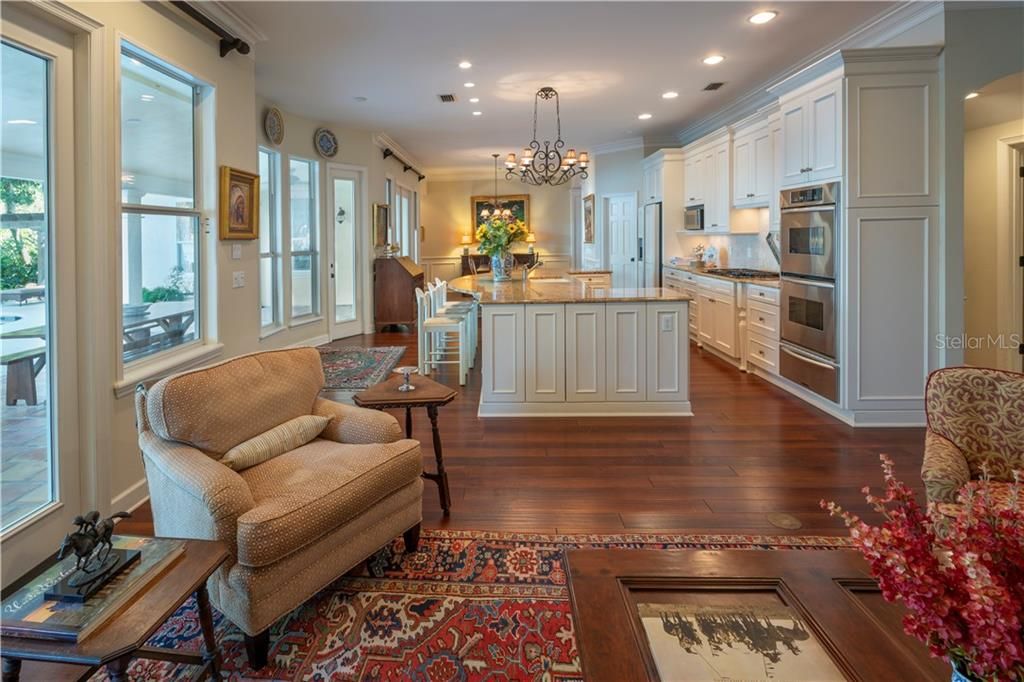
[504,86,589,187]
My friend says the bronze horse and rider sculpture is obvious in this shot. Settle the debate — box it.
[57,510,131,586]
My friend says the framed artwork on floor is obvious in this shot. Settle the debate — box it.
[583,193,595,244]
[219,166,260,240]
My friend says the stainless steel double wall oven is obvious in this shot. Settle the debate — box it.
[779,182,839,402]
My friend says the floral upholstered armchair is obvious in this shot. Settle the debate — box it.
[921,367,1024,511]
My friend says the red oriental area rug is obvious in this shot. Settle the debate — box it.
[93,530,851,681]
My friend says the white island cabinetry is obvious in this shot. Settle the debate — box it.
[459,272,692,417]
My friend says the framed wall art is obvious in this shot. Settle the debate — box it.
[219,166,260,240]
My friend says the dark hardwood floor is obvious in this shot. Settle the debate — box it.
[121,329,926,537]
[19,330,927,681]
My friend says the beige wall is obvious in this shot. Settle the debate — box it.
[420,176,573,261]
[19,2,423,541]
[942,5,1024,366]
[963,118,1023,368]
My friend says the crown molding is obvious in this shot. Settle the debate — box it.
[591,137,644,155]
[199,2,267,45]
[675,1,944,145]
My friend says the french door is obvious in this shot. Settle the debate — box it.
[1,6,81,584]
[326,164,367,340]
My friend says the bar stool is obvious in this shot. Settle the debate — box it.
[415,287,467,385]
[431,279,477,366]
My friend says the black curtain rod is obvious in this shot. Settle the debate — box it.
[170,1,250,58]
[382,148,425,182]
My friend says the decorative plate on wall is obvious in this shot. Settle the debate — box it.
[314,128,339,158]
[264,107,285,146]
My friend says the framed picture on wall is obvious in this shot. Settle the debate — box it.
[471,194,529,236]
[219,166,260,240]
[583,193,595,244]
[373,203,390,247]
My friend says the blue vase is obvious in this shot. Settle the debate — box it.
[491,252,514,281]
[951,659,980,682]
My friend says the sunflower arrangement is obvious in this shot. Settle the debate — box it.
[475,214,529,258]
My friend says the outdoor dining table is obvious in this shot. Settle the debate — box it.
[122,301,196,350]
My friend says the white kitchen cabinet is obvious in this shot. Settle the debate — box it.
[704,142,730,233]
[606,304,646,401]
[779,76,842,188]
[646,302,689,402]
[733,124,772,208]
[712,296,737,356]
[696,292,715,346]
[566,304,606,402]
[769,114,783,231]
[524,304,565,402]
[845,72,940,208]
[684,155,703,207]
[481,305,525,403]
[695,276,738,358]
[642,149,686,232]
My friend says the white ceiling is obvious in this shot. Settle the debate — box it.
[964,71,1024,131]
[238,1,896,174]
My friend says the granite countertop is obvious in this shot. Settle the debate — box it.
[566,269,612,275]
[664,263,781,288]
[449,273,691,304]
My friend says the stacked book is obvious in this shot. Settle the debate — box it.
[1,536,184,642]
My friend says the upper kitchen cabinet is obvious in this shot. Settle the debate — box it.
[682,131,731,232]
[777,75,842,189]
[683,153,704,207]
[844,56,940,208]
[732,117,773,208]
[642,149,685,232]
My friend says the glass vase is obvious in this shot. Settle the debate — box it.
[491,251,514,281]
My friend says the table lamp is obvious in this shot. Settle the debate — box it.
[525,232,537,254]
[460,234,472,255]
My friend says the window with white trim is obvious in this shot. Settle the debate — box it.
[119,44,202,365]
[258,147,282,329]
[289,157,319,319]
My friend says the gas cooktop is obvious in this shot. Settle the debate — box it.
[705,268,779,280]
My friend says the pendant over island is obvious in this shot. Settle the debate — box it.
[448,272,693,417]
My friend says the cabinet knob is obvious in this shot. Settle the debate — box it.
[758,316,765,322]
[758,350,765,356]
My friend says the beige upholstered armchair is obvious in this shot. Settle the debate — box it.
[921,367,1024,511]
[135,347,423,670]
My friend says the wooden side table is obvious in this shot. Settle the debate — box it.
[1,538,229,682]
[354,373,457,514]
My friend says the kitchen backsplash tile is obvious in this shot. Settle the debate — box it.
[674,231,780,270]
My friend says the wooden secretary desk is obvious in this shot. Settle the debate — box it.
[373,256,423,331]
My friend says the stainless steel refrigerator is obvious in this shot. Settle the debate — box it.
[641,202,663,288]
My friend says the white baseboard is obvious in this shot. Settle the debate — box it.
[478,401,693,418]
[111,478,150,513]
[290,333,331,348]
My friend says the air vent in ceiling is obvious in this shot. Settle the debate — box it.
[438,94,457,103]
[703,82,725,91]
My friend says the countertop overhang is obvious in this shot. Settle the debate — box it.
[448,274,692,304]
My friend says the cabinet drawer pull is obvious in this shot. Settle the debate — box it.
[758,317,765,323]
[758,350,765,356]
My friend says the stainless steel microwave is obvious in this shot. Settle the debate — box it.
[683,205,704,231]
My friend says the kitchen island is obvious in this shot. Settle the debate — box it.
[449,273,692,417]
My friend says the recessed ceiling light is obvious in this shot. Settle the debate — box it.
[469,97,480,103]
[662,91,679,99]
[638,113,653,120]
[964,91,980,100]
[6,119,37,125]
[140,94,155,102]
[748,11,778,24]
[353,96,368,102]
[464,82,475,88]
[703,55,725,65]
[458,61,472,69]
[472,111,482,116]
